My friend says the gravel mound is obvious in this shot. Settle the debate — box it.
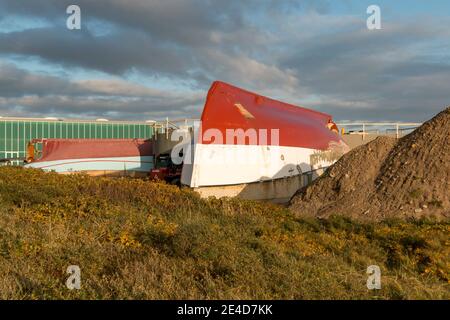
[290,106,450,220]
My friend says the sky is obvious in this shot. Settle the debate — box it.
[0,0,449,122]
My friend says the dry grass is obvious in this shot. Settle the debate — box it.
[0,166,448,299]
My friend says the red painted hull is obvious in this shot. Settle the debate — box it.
[33,139,153,162]
[200,81,344,149]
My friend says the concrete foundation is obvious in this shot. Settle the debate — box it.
[193,168,326,204]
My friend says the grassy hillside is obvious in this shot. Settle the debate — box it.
[0,167,448,299]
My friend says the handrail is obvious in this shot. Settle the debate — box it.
[336,122,422,126]
[336,122,422,139]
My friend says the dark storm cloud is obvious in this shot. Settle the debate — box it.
[0,28,190,76]
[0,0,299,87]
[0,62,76,97]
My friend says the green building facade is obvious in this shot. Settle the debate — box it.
[0,118,154,165]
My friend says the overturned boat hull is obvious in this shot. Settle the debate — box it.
[25,139,153,177]
[181,81,349,201]
[26,156,153,177]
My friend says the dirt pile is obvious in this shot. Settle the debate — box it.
[290,106,450,220]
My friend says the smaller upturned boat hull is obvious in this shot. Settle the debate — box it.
[24,139,153,177]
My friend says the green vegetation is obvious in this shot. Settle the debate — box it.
[0,167,448,299]
[409,188,423,199]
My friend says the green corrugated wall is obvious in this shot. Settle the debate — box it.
[0,120,153,165]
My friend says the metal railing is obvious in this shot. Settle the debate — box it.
[150,118,198,139]
[336,122,422,139]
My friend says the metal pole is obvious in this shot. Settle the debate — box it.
[362,123,365,141]
[166,117,169,139]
